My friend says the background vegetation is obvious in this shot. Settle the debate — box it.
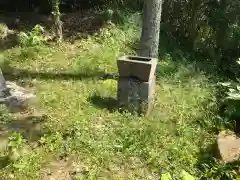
[0,0,240,179]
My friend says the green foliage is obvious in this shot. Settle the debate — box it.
[220,81,240,100]
[102,0,143,10]
[161,172,172,180]
[219,59,240,118]
[2,0,239,68]
[180,170,196,180]
[200,158,239,179]
[8,132,26,153]
[38,132,63,152]
[162,0,240,66]
[19,24,45,47]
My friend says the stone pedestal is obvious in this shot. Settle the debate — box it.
[117,56,157,115]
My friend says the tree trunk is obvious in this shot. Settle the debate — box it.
[52,0,63,42]
[0,68,10,98]
[139,0,163,58]
[53,14,63,41]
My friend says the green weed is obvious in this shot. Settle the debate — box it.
[19,25,46,47]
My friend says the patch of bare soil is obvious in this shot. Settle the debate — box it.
[0,109,46,152]
[40,156,89,180]
[0,11,105,43]
[62,11,104,40]
[40,158,73,180]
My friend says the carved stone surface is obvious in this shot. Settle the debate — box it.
[117,55,158,82]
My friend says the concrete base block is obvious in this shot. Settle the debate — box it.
[117,76,156,115]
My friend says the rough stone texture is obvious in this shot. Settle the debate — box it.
[117,76,156,115]
[117,55,157,115]
[117,56,157,115]
[139,76,156,114]
[2,81,36,112]
[217,131,240,163]
[117,56,158,82]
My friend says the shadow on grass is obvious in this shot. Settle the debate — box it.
[0,111,47,143]
[0,156,10,169]
[0,109,47,168]
[2,66,118,82]
[8,114,47,142]
[88,94,118,112]
[88,94,142,115]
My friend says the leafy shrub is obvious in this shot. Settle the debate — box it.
[19,24,46,47]
[8,132,26,152]
[200,157,239,179]
[103,0,143,10]
[0,23,8,40]
[162,0,240,66]
[219,59,240,119]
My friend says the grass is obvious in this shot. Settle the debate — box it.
[0,12,236,179]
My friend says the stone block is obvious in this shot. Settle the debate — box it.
[117,76,156,115]
[217,131,240,163]
[117,55,158,82]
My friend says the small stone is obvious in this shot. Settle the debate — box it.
[47,169,52,176]
[8,173,14,179]
[64,156,69,162]
[217,130,240,163]
[75,167,81,173]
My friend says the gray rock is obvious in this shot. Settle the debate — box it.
[1,81,36,113]
[217,130,240,163]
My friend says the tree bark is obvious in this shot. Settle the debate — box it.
[139,0,163,58]
[52,0,63,42]
[0,68,10,98]
[53,14,63,41]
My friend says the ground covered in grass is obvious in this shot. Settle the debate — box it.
[0,13,232,179]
